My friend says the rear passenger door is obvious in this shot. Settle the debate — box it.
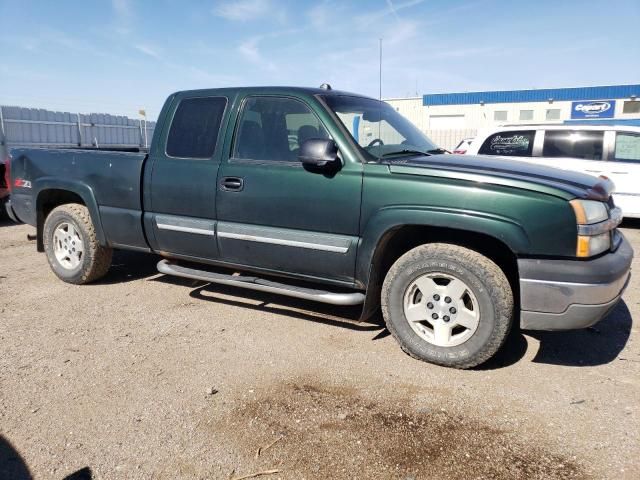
[215,95,362,284]
[539,130,605,176]
[608,132,640,216]
[144,94,229,259]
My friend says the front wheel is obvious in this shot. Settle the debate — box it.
[43,204,113,284]
[381,243,513,369]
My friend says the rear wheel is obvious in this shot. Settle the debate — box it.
[43,204,112,284]
[381,243,513,369]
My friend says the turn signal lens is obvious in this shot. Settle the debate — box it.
[576,233,610,258]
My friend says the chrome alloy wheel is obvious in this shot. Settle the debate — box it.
[52,222,84,270]
[403,272,480,347]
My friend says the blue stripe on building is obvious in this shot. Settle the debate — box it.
[423,84,640,106]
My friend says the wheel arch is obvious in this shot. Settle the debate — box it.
[358,212,524,321]
[35,179,106,252]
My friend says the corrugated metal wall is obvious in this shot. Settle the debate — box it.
[0,106,156,160]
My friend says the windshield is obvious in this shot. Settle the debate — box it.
[321,95,439,160]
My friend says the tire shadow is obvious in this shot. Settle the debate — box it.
[94,250,161,285]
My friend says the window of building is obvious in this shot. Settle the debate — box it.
[478,130,535,157]
[166,97,227,158]
[545,109,561,121]
[233,96,329,161]
[494,110,508,122]
[519,110,534,121]
[622,101,640,114]
[614,133,640,163]
[542,130,604,160]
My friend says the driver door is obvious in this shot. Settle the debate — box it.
[215,95,363,284]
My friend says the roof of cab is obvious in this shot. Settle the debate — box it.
[171,85,373,99]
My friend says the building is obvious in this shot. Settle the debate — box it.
[385,84,640,150]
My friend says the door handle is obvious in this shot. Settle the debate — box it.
[220,176,244,192]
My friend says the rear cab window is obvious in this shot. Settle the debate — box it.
[613,133,640,163]
[166,96,228,158]
[542,130,604,160]
[478,131,535,157]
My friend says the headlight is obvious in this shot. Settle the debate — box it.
[570,199,614,257]
[570,199,608,225]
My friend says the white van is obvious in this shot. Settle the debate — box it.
[465,125,640,218]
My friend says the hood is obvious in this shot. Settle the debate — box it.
[384,154,613,201]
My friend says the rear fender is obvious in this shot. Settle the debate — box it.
[34,178,106,251]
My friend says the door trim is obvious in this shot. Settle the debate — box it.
[155,214,216,236]
[217,221,352,253]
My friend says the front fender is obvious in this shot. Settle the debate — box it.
[34,178,107,248]
[355,205,529,286]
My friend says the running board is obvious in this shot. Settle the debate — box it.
[157,260,365,306]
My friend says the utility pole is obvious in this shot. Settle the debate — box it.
[379,38,383,101]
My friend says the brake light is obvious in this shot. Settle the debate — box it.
[453,149,467,154]
[3,156,10,193]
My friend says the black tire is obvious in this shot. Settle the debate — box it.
[381,243,513,369]
[43,203,112,284]
[0,201,8,221]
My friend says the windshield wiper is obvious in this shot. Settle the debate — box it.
[426,148,449,154]
[380,149,432,158]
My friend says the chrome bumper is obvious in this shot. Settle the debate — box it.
[519,234,633,330]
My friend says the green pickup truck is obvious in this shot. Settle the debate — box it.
[5,86,633,368]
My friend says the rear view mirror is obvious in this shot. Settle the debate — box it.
[298,138,340,169]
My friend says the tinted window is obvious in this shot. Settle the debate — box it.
[542,130,604,160]
[478,131,535,157]
[614,133,640,163]
[166,97,227,158]
[233,97,328,161]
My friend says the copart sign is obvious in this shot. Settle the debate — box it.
[571,100,615,119]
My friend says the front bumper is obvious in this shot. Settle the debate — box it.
[519,234,633,330]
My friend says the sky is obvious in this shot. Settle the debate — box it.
[1,0,639,119]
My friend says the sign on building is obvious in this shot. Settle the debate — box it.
[571,100,615,119]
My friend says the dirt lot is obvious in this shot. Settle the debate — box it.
[1,219,639,480]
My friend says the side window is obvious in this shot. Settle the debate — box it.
[613,133,640,163]
[478,131,535,157]
[233,97,329,161]
[542,130,604,160]
[166,97,227,158]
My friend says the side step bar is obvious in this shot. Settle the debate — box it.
[157,260,365,306]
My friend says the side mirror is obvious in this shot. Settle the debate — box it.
[298,138,340,169]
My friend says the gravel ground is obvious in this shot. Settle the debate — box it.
[0,219,638,479]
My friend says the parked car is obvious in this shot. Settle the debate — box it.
[465,125,640,217]
[452,137,474,154]
[5,86,632,369]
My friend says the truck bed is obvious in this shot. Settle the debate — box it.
[8,147,148,249]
